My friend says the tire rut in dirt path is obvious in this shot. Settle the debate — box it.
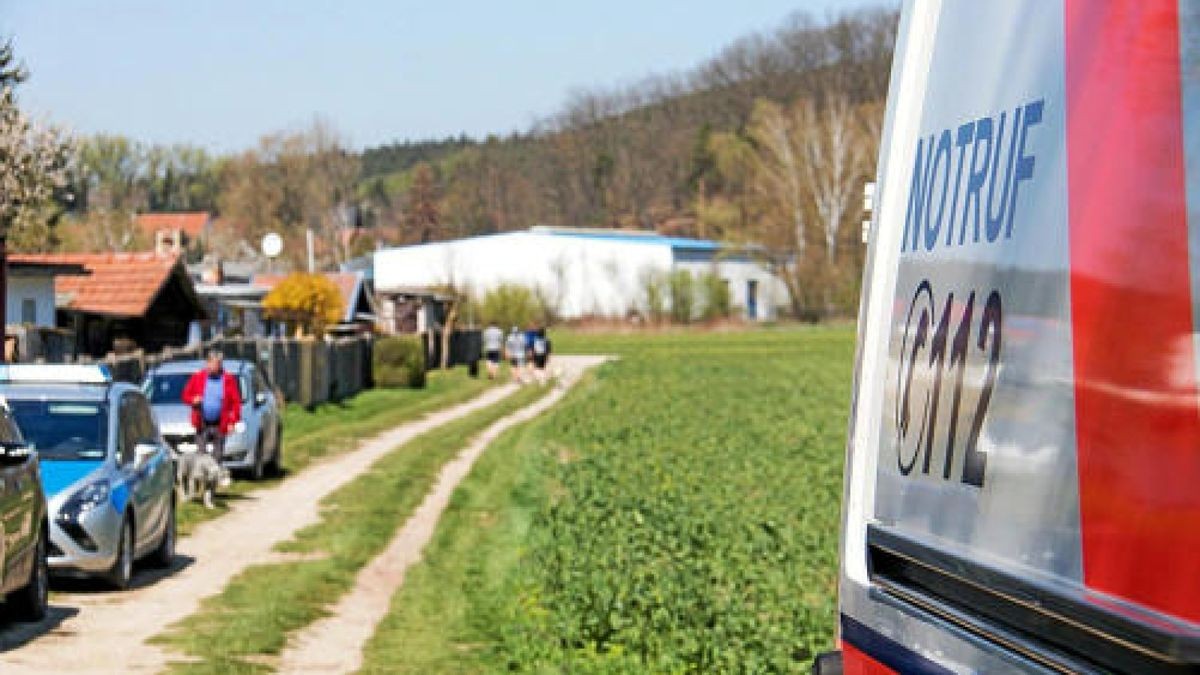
[0,381,522,674]
[276,355,608,674]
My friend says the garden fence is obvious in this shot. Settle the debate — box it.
[71,335,374,408]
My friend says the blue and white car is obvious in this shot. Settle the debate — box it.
[0,365,176,589]
[143,359,282,480]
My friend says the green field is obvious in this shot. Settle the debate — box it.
[361,326,855,673]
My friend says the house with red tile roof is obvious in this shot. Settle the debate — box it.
[135,212,212,256]
[15,252,207,357]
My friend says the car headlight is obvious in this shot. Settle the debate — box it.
[60,481,110,520]
[224,422,248,445]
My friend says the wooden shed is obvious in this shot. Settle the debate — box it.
[18,252,208,357]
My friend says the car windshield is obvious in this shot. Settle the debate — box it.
[8,400,108,461]
[145,373,190,405]
[145,370,247,404]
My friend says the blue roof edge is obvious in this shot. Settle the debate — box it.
[540,229,722,251]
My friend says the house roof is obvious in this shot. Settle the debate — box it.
[193,283,269,299]
[14,252,186,317]
[135,212,211,238]
[377,227,725,258]
[252,271,366,323]
[7,257,89,278]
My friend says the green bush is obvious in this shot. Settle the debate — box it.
[479,283,545,329]
[698,271,732,320]
[374,335,426,388]
[667,269,696,324]
[639,268,668,322]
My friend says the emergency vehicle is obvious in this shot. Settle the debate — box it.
[823,2,1199,673]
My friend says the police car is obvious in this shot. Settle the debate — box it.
[823,3,1199,674]
[0,365,176,589]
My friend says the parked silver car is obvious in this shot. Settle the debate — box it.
[0,365,176,589]
[143,359,282,480]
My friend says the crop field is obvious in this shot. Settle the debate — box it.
[361,326,856,673]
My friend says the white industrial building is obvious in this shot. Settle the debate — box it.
[372,226,787,322]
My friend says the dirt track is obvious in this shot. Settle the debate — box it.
[0,377,526,673]
[277,355,605,673]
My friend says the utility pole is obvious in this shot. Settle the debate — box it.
[306,228,316,273]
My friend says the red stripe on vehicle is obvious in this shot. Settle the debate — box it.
[842,642,897,675]
[1066,0,1200,622]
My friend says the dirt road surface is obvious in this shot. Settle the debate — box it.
[0,378,525,673]
[277,355,606,673]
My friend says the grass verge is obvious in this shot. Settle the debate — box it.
[176,368,492,536]
[155,380,552,674]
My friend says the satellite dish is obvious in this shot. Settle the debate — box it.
[261,232,283,258]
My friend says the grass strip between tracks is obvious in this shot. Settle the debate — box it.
[355,371,601,674]
[154,380,551,674]
[176,368,492,537]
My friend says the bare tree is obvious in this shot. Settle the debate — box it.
[707,94,873,319]
[406,162,440,244]
[217,119,359,270]
[797,96,865,267]
[749,99,810,265]
[303,119,360,268]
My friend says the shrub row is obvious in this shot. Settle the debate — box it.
[463,268,736,330]
[374,335,426,388]
[641,268,732,324]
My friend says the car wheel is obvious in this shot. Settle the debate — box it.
[106,517,134,590]
[250,436,265,481]
[9,528,48,621]
[265,424,283,477]
[148,498,176,568]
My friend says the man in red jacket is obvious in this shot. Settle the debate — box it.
[181,350,242,463]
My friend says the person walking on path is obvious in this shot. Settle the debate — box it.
[181,350,243,464]
[481,322,504,380]
[504,326,526,383]
[531,326,552,385]
[523,323,540,383]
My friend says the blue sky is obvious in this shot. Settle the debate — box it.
[1,1,886,152]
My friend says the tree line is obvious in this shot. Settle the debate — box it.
[362,7,897,317]
[5,6,897,318]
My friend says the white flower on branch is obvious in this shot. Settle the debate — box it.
[0,84,75,235]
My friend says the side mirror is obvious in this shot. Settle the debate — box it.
[254,391,268,407]
[134,442,158,468]
[0,442,31,465]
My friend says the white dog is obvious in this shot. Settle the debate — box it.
[174,449,231,509]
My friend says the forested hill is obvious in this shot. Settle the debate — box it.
[357,7,897,245]
[360,136,476,181]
